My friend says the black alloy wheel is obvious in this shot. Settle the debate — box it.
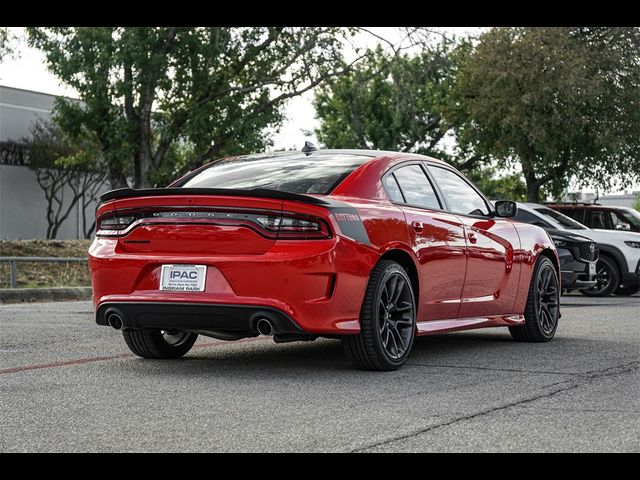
[536,264,560,336]
[343,260,416,371]
[510,256,560,342]
[580,256,620,297]
[123,329,198,359]
[378,273,415,360]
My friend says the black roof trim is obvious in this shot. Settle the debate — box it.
[99,187,331,206]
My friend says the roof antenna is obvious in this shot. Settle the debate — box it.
[301,141,318,156]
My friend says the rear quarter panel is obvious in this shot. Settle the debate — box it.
[328,196,410,251]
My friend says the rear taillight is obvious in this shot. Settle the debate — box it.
[96,215,139,236]
[255,214,330,239]
[96,210,331,239]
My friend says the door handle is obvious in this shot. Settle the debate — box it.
[467,232,477,244]
[412,221,424,233]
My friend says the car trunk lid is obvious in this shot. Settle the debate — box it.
[103,194,284,255]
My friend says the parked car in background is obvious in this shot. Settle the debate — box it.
[89,148,561,371]
[513,203,640,297]
[546,203,640,233]
[539,229,597,292]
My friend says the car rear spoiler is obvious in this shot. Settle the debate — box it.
[99,187,331,206]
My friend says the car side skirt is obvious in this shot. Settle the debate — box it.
[416,314,525,336]
[96,300,525,339]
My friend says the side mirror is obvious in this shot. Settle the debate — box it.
[494,200,518,218]
[615,223,631,231]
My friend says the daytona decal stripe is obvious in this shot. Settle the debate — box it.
[327,206,371,245]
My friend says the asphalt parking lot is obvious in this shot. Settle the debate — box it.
[1,294,638,452]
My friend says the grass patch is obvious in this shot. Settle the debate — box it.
[0,240,92,288]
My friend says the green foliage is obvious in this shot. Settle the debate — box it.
[147,140,196,187]
[0,28,14,61]
[446,27,640,202]
[465,166,528,201]
[27,119,102,172]
[28,27,352,188]
[633,195,640,212]
[314,42,458,157]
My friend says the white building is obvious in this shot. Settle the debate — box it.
[562,190,639,209]
[0,85,108,239]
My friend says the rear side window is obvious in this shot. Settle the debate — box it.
[383,174,405,203]
[392,165,441,210]
[179,153,370,195]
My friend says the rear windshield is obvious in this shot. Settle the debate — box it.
[178,153,370,195]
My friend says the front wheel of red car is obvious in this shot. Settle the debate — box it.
[123,329,198,359]
[343,260,416,371]
[509,256,560,342]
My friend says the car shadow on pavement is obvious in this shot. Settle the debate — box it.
[122,329,625,378]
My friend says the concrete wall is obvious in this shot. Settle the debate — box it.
[0,164,104,240]
[0,86,111,239]
[0,86,55,142]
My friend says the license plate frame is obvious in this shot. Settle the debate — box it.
[589,262,597,277]
[159,264,207,292]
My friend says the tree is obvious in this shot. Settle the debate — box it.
[28,27,356,189]
[0,28,13,60]
[446,27,640,202]
[464,165,528,201]
[314,42,455,157]
[25,120,107,239]
[314,35,496,181]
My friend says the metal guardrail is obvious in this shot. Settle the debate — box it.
[0,256,87,288]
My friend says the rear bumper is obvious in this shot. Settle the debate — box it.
[89,235,378,335]
[97,302,303,338]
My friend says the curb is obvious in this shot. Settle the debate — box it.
[0,287,92,304]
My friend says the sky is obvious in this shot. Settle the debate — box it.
[0,27,478,151]
[0,27,636,195]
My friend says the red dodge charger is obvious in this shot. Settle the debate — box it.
[89,148,560,370]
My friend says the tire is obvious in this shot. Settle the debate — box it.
[342,260,416,371]
[123,329,198,359]
[615,284,640,296]
[509,256,560,342]
[579,256,620,297]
